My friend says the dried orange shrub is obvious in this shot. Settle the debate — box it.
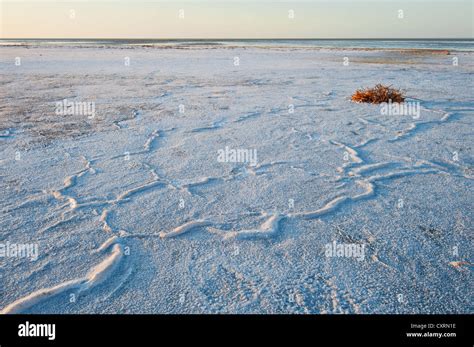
[351,84,405,104]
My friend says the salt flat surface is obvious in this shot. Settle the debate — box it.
[0,46,472,313]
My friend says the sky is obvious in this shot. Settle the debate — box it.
[1,0,473,39]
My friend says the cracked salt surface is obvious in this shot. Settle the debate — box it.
[0,46,472,313]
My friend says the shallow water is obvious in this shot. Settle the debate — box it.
[1,39,473,51]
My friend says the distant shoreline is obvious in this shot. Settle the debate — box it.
[1,38,473,40]
[1,38,473,52]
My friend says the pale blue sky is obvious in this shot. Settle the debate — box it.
[1,0,472,38]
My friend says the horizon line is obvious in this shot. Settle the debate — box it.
[1,37,473,41]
